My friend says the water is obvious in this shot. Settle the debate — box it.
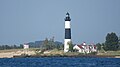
[0,57,120,67]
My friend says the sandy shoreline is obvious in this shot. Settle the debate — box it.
[0,49,120,58]
[13,54,120,58]
[0,49,35,58]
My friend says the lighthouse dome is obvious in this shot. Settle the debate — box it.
[65,12,71,21]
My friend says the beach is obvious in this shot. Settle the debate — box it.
[0,49,35,58]
[0,49,120,58]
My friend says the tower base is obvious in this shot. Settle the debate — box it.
[64,39,71,52]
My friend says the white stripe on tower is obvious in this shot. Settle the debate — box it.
[65,21,70,28]
[64,12,71,52]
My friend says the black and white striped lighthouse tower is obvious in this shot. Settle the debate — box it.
[64,12,71,52]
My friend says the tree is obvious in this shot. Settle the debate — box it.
[13,45,17,49]
[20,44,23,49]
[96,43,101,50]
[118,36,120,50]
[104,32,119,51]
[42,38,49,50]
[67,41,73,52]
[58,44,64,50]
[41,37,64,50]
[42,38,56,50]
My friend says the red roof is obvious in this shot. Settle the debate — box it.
[76,44,97,49]
[77,45,84,49]
[94,45,97,49]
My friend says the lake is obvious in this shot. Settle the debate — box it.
[0,57,120,67]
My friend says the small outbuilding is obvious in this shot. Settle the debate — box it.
[23,43,29,49]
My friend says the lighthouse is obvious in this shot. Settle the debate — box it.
[64,12,71,52]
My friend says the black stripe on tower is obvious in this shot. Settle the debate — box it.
[65,28,71,39]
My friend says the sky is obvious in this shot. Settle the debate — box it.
[0,0,120,45]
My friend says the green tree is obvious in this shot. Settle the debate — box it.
[104,32,119,51]
[42,38,49,50]
[68,41,73,52]
[42,37,56,50]
[20,44,23,49]
[96,43,101,50]
[41,37,64,50]
[48,40,55,50]
[118,36,120,50]
[59,44,64,50]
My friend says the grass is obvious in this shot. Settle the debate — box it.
[1,48,120,57]
[97,49,120,56]
[0,49,23,53]
[102,51,120,56]
[0,48,40,53]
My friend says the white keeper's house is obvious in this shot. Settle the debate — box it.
[73,42,97,53]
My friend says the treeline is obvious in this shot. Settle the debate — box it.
[96,32,120,51]
[0,37,64,50]
[40,38,63,50]
[0,44,23,50]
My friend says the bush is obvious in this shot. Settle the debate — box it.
[88,52,97,55]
